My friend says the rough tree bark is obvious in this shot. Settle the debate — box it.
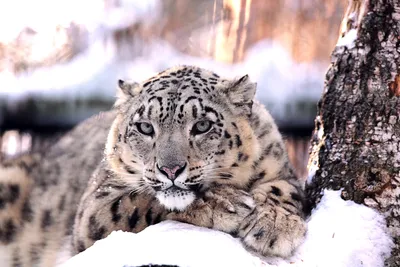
[306,0,400,266]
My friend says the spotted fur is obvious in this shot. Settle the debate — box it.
[0,66,307,267]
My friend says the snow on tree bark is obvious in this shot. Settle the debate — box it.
[305,0,400,266]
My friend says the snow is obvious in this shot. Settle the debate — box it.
[0,38,325,124]
[307,167,317,184]
[0,0,160,101]
[0,0,159,43]
[60,190,393,267]
[0,0,325,124]
[337,29,358,49]
[348,12,357,21]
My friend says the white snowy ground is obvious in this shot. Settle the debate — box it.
[60,190,393,267]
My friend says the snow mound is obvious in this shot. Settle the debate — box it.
[61,190,393,267]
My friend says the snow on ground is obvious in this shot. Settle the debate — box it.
[61,190,393,267]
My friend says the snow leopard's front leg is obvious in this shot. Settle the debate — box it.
[72,163,169,254]
[238,165,307,257]
[167,177,306,258]
[166,185,255,234]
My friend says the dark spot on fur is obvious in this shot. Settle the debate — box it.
[153,212,163,224]
[270,186,282,196]
[137,105,145,117]
[41,210,53,230]
[125,166,136,174]
[77,240,86,253]
[264,143,273,155]
[0,184,5,209]
[267,197,280,205]
[273,145,283,158]
[58,194,66,212]
[192,105,198,118]
[110,198,122,223]
[253,228,265,240]
[88,215,107,241]
[204,106,219,118]
[291,192,302,202]
[220,173,233,179]
[30,244,41,264]
[0,219,17,244]
[147,106,154,118]
[12,248,22,267]
[229,140,233,149]
[0,184,20,209]
[215,150,225,155]
[258,124,272,138]
[224,131,231,139]
[145,208,153,225]
[184,96,198,104]
[230,229,239,237]
[112,184,129,190]
[22,200,33,222]
[237,152,248,162]
[78,210,84,219]
[237,201,254,211]
[65,212,75,235]
[283,200,297,208]
[235,135,242,147]
[95,191,111,199]
[128,208,140,229]
[8,185,19,204]
[240,220,252,232]
[256,171,266,180]
[129,192,137,202]
[269,237,277,248]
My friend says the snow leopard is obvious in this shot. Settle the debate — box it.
[0,65,307,267]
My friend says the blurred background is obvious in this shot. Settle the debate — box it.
[0,0,346,179]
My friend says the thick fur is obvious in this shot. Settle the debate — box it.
[0,66,307,267]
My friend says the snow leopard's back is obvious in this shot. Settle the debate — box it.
[0,111,115,266]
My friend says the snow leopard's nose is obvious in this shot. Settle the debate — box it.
[157,163,187,181]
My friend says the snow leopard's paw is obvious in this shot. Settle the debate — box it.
[239,204,306,257]
[167,185,255,236]
[204,185,255,234]
[166,197,214,228]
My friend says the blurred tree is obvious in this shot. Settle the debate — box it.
[306,0,400,265]
[161,0,345,63]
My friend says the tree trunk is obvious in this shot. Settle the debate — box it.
[305,0,400,266]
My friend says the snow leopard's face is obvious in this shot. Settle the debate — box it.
[106,66,257,211]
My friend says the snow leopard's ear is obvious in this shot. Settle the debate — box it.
[118,79,141,97]
[115,79,140,108]
[225,75,257,115]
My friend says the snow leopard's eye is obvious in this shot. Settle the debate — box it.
[191,120,213,135]
[136,122,154,136]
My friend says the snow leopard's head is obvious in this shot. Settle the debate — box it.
[106,65,258,211]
